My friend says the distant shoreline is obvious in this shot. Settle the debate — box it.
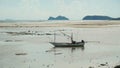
[0,20,120,28]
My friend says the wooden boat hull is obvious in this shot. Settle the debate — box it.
[50,42,84,47]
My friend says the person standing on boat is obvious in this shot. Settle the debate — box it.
[81,40,85,43]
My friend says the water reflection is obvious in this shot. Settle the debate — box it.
[52,46,85,53]
[47,47,85,65]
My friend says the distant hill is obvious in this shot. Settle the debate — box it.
[48,16,69,20]
[83,15,120,20]
[112,18,120,20]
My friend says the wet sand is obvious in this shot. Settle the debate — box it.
[0,21,120,68]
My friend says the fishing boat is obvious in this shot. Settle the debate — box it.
[50,32,85,47]
[50,41,84,47]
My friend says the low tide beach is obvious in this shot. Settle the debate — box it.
[0,20,120,68]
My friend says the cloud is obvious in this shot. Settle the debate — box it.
[0,0,52,20]
[0,0,120,20]
[48,0,86,19]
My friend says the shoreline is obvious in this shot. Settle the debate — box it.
[0,21,120,28]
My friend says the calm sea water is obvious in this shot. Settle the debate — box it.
[0,24,120,68]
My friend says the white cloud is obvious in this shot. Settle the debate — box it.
[0,0,52,20]
[0,0,120,20]
[49,0,86,20]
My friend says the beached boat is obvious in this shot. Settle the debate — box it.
[50,41,84,47]
[50,32,85,47]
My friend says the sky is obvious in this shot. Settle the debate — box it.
[0,0,120,20]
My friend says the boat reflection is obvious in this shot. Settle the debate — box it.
[49,46,85,54]
[47,47,85,64]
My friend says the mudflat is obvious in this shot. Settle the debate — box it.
[0,20,120,68]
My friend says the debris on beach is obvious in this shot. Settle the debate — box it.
[45,33,52,35]
[5,40,22,42]
[89,66,94,68]
[6,32,34,35]
[5,40,13,42]
[45,49,60,52]
[54,53,62,55]
[100,63,107,66]
[98,62,108,67]
[15,53,27,55]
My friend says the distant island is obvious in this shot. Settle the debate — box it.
[83,15,120,20]
[48,16,69,20]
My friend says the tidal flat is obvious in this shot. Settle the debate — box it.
[0,21,120,68]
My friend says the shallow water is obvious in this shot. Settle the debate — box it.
[0,26,120,68]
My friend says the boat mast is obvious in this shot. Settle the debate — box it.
[71,33,73,43]
[54,32,56,43]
